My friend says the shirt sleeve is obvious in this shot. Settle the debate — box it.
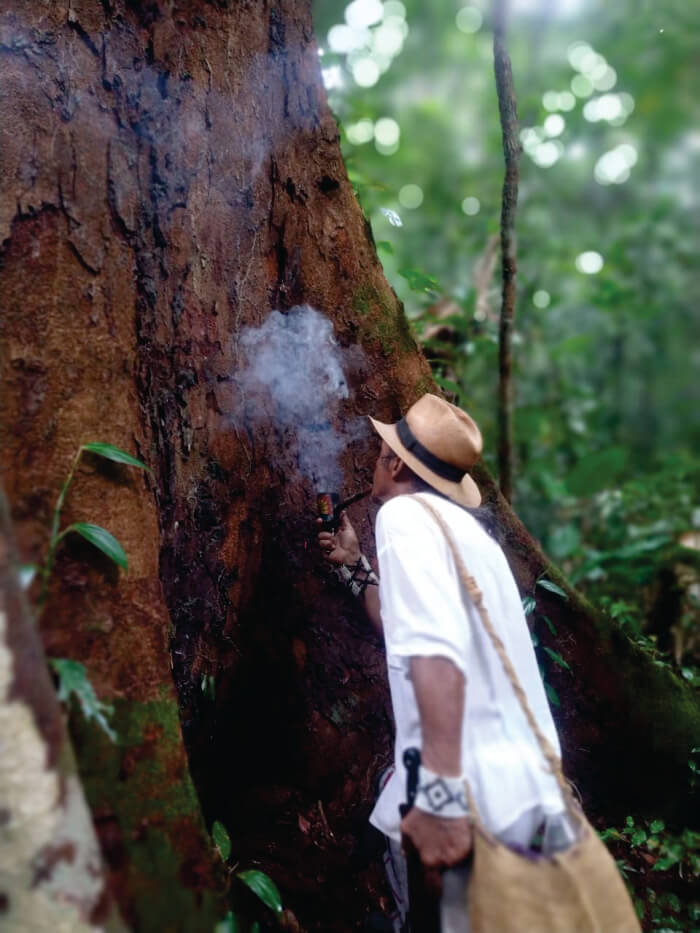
[376,497,471,676]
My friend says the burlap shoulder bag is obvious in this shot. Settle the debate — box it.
[413,496,641,933]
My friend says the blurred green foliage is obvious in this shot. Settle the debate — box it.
[313,0,700,674]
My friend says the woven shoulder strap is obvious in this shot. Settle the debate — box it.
[411,495,573,809]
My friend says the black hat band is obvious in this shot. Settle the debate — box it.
[396,418,466,483]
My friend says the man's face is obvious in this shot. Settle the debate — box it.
[371,440,398,504]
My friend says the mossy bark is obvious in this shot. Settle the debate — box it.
[0,2,697,932]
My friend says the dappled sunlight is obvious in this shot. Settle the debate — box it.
[521,127,564,167]
[571,73,594,98]
[532,140,564,167]
[543,90,576,111]
[583,92,635,124]
[461,196,480,216]
[321,64,345,90]
[345,117,374,144]
[325,0,408,92]
[594,144,638,186]
[373,115,400,153]
[328,23,369,52]
[345,0,383,29]
[374,116,400,145]
[398,183,423,208]
[455,6,483,34]
[544,114,566,137]
[351,57,380,86]
[575,250,604,274]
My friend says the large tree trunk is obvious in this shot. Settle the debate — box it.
[0,2,697,930]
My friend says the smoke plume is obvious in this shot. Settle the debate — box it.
[238,306,368,491]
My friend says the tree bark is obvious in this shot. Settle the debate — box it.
[493,0,521,504]
[0,3,698,931]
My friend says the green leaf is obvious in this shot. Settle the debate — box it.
[212,820,231,861]
[650,819,665,834]
[537,578,568,600]
[201,674,216,701]
[376,240,394,255]
[433,374,462,397]
[661,892,681,913]
[531,630,539,648]
[652,853,681,871]
[66,523,128,570]
[397,267,441,293]
[18,564,38,590]
[236,869,283,914]
[214,911,241,933]
[540,615,557,636]
[630,829,647,846]
[596,535,672,563]
[616,858,631,876]
[81,442,152,473]
[49,658,116,741]
[542,646,571,672]
[522,595,537,616]
[544,683,560,707]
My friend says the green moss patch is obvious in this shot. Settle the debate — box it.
[69,689,227,931]
[353,284,417,357]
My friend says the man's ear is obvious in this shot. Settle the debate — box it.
[390,456,406,480]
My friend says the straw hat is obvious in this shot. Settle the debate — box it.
[369,393,483,508]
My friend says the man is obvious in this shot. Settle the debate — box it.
[318,394,573,932]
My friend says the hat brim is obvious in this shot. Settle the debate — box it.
[369,416,482,509]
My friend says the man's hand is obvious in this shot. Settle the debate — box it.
[317,512,361,565]
[400,807,473,872]
[317,513,383,634]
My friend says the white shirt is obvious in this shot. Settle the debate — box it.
[369,492,566,843]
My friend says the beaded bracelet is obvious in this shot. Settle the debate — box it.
[338,554,379,598]
[414,764,469,819]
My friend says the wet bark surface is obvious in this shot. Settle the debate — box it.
[0,2,697,931]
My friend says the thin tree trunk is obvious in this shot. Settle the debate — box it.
[493,0,521,503]
[0,483,125,931]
